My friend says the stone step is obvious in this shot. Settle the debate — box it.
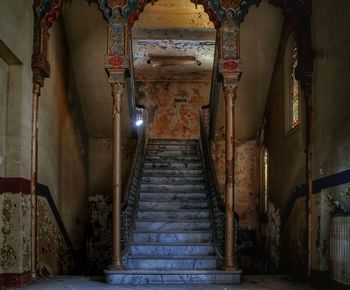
[141,176,204,184]
[135,220,211,231]
[105,269,241,285]
[141,184,205,193]
[137,209,209,220]
[145,156,202,162]
[133,231,212,244]
[147,139,199,145]
[143,169,203,177]
[143,162,202,170]
[147,144,199,151]
[140,192,207,201]
[138,200,208,210]
[130,244,215,256]
[145,149,199,157]
[126,256,217,270]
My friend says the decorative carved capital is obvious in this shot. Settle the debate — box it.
[219,59,242,88]
[111,81,124,96]
[223,85,237,101]
[32,21,51,86]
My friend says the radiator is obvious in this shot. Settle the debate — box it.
[329,213,350,286]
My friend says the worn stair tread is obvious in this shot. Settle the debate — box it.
[135,218,210,222]
[138,199,207,203]
[128,255,217,260]
[137,209,208,212]
[131,242,214,246]
[134,228,211,232]
[105,269,239,274]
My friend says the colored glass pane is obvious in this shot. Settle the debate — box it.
[263,149,268,212]
[291,45,300,128]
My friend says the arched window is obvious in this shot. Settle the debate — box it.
[290,44,300,129]
[263,148,269,212]
[259,146,269,213]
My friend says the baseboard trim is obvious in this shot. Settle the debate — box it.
[0,271,33,289]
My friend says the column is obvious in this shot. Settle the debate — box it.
[30,21,50,279]
[110,80,124,269]
[224,84,237,271]
[30,82,40,279]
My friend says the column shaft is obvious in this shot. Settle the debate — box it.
[30,82,40,279]
[111,82,123,269]
[224,86,237,271]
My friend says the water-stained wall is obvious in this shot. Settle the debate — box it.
[137,82,210,140]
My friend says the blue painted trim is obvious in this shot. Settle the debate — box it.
[281,168,350,229]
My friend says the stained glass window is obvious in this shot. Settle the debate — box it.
[290,45,300,129]
[263,148,268,212]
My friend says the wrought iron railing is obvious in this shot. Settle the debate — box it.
[207,30,221,140]
[199,112,226,261]
[121,129,145,255]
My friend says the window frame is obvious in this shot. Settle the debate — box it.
[284,34,301,134]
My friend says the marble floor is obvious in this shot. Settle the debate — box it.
[14,275,347,290]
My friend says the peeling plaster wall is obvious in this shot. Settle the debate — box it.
[0,192,73,275]
[137,82,209,140]
[211,126,258,271]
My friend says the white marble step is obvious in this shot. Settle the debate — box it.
[147,144,199,151]
[141,184,205,193]
[143,169,203,176]
[135,219,211,231]
[137,209,209,220]
[133,231,212,244]
[130,243,215,256]
[145,149,200,156]
[105,269,241,285]
[144,162,202,170]
[138,200,208,210]
[142,176,204,184]
[126,256,217,270]
[147,139,199,145]
[139,192,207,201]
[145,156,202,162]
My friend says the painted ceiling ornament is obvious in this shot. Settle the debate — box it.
[220,0,242,10]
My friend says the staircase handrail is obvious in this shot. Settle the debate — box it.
[121,129,146,254]
[207,30,221,140]
[199,112,226,259]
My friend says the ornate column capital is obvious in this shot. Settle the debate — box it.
[31,21,50,87]
[104,7,129,83]
[219,58,242,90]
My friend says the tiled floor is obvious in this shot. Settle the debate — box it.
[14,275,346,290]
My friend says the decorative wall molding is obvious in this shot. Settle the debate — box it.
[281,169,350,230]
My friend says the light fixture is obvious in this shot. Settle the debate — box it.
[136,119,143,127]
[135,105,145,128]
[147,56,201,67]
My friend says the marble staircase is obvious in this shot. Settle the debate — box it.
[105,139,241,284]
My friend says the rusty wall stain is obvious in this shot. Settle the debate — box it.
[138,82,209,139]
